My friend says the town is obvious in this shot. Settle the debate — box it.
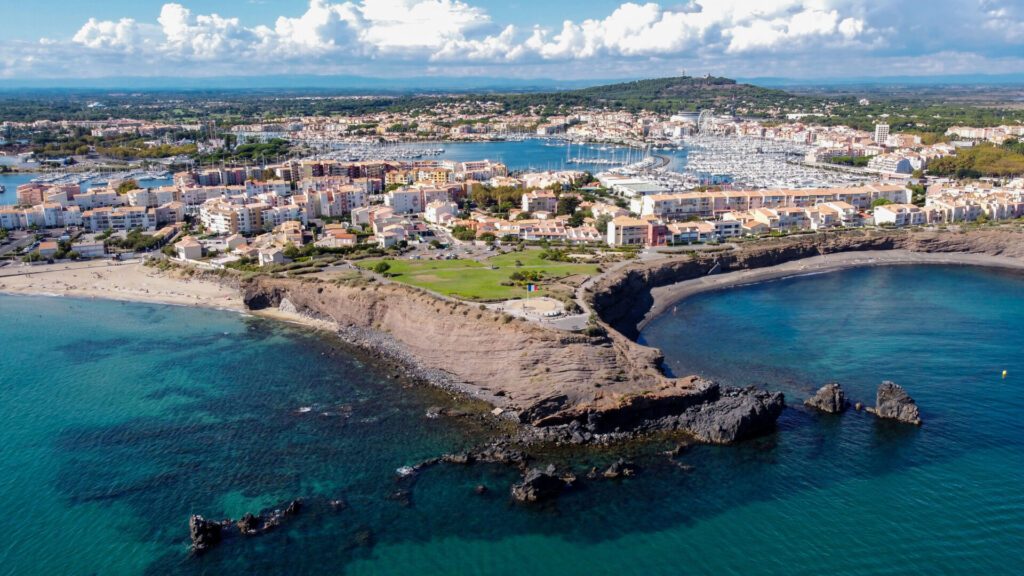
[2,152,1022,269]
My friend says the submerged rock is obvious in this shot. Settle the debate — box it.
[441,452,474,465]
[510,469,565,503]
[602,458,639,479]
[804,383,848,414]
[188,515,222,554]
[872,381,922,425]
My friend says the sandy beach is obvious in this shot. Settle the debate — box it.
[640,249,1024,331]
[0,259,244,311]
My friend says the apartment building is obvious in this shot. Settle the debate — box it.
[82,206,154,232]
[607,216,649,247]
[522,190,558,213]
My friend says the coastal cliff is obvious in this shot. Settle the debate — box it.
[240,229,1022,443]
[590,229,1024,339]
[241,276,782,442]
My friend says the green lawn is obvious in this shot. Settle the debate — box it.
[356,250,598,301]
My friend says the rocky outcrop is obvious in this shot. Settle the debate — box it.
[804,383,848,414]
[672,387,786,444]
[188,515,222,554]
[241,275,781,442]
[236,513,261,534]
[602,459,639,479]
[187,499,306,556]
[872,381,922,425]
[510,469,568,503]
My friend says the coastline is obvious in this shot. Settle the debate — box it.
[640,249,1024,331]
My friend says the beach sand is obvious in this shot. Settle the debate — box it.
[0,259,244,311]
[641,249,1024,330]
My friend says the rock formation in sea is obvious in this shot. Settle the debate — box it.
[510,469,569,503]
[804,383,848,414]
[188,515,222,554]
[188,499,306,555]
[602,458,639,479]
[871,381,922,425]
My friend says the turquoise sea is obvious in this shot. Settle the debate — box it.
[1,264,1022,575]
[427,139,689,173]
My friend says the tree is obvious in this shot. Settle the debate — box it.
[556,195,581,216]
[373,261,392,275]
[595,214,613,233]
[451,226,477,241]
[871,198,893,208]
[115,179,139,195]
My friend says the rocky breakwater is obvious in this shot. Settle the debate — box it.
[242,276,784,443]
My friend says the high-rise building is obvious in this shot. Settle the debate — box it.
[874,123,890,145]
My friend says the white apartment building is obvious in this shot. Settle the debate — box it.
[874,124,890,145]
[522,190,558,213]
[385,189,422,214]
[607,216,648,247]
[873,204,929,226]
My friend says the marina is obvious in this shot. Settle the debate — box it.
[29,168,173,187]
[678,136,873,189]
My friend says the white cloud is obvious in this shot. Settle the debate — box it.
[0,0,1007,79]
[72,17,145,51]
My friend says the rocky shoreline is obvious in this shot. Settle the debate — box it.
[236,229,1024,450]
[242,278,786,446]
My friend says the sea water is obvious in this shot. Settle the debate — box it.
[1,264,1022,575]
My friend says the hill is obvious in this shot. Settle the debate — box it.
[495,75,814,115]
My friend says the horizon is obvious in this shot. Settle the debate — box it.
[3,72,1024,93]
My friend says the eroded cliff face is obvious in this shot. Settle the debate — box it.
[591,229,1024,339]
[242,277,720,433]
[241,230,1019,442]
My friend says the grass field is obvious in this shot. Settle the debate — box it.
[356,250,599,300]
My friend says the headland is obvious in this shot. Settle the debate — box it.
[5,228,1024,446]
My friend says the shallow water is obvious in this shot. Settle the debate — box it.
[1,264,1022,575]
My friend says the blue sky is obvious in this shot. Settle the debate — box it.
[1,1,1023,80]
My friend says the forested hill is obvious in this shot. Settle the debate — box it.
[496,76,815,114]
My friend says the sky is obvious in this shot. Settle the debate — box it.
[1,0,1023,81]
